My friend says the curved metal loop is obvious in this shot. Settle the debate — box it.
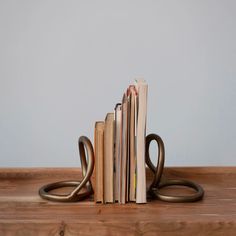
[146,133,204,202]
[39,136,94,202]
[145,133,165,189]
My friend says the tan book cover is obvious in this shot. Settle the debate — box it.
[104,113,115,203]
[128,85,138,202]
[94,121,105,203]
[135,80,148,204]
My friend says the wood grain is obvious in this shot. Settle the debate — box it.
[0,167,235,235]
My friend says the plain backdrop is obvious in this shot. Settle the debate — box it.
[0,0,235,167]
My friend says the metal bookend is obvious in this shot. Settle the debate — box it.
[145,133,204,202]
[39,136,94,202]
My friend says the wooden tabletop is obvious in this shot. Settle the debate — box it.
[0,167,235,235]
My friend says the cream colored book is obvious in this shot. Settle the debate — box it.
[120,93,128,204]
[104,113,115,203]
[114,104,122,202]
[135,80,148,204]
[94,121,105,203]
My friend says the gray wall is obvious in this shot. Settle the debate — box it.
[0,0,235,167]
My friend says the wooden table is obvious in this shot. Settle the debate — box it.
[0,167,235,235]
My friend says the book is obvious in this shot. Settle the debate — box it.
[135,80,148,204]
[104,113,115,203]
[120,94,128,204]
[114,103,122,202]
[127,85,138,202]
[94,121,105,203]
[126,89,130,202]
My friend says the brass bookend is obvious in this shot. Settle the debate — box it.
[146,134,204,202]
[39,136,94,202]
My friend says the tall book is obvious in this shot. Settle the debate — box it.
[135,80,148,203]
[94,121,105,203]
[114,104,122,202]
[104,113,115,203]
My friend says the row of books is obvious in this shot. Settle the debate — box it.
[94,80,148,204]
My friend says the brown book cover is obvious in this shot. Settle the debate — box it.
[104,113,115,203]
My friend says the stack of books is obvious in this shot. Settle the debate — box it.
[94,80,148,204]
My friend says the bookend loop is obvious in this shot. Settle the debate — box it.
[39,136,94,202]
[145,133,204,202]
